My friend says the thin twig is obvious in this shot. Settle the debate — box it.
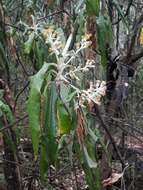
[115,124,143,144]
[112,0,133,25]
[128,47,143,64]
[110,116,143,137]
[91,107,125,167]
[16,52,32,76]
[14,81,30,111]
[4,22,24,31]
[37,9,71,22]
[0,115,28,132]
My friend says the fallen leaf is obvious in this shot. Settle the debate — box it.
[102,173,123,187]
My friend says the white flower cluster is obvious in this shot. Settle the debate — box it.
[81,81,106,106]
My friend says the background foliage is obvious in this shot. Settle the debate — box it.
[0,0,143,190]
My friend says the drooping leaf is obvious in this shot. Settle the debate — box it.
[27,63,50,158]
[96,15,112,67]
[57,99,72,135]
[88,127,98,143]
[74,137,100,190]
[39,134,49,178]
[44,81,58,163]
[83,145,97,168]
[24,32,35,55]
[86,0,100,16]
[34,39,45,70]
[40,81,58,178]
[59,82,71,103]
[82,162,101,190]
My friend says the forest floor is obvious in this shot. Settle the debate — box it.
[0,134,143,190]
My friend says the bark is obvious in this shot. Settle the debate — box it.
[0,2,22,189]
[0,79,22,190]
[3,127,22,190]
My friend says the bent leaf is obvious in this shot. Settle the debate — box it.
[83,145,97,168]
[27,63,50,158]
[40,81,58,178]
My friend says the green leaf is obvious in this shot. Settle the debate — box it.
[57,134,68,150]
[86,0,100,16]
[39,135,49,178]
[40,81,58,178]
[44,82,57,132]
[74,139,101,190]
[96,15,112,67]
[88,127,98,143]
[27,63,50,158]
[0,100,14,124]
[57,99,72,135]
[83,145,97,168]
[59,82,71,103]
[0,100,16,152]
[65,91,77,103]
[24,32,35,55]
[34,39,45,70]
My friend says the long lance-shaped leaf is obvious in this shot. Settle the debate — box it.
[56,83,73,135]
[27,63,53,158]
[40,81,58,178]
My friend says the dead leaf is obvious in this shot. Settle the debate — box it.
[102,172,123,187]
[76,108,86,148]
[139,27,143,45]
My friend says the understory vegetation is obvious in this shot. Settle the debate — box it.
[0,0,143,190]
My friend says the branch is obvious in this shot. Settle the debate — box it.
[0,115,28,132]
[126,13,143,61]
[128,47,143,64]
[112,0,133,25]
[37,9,72,22]
[14,81,30,112]
[5,23,24,32]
